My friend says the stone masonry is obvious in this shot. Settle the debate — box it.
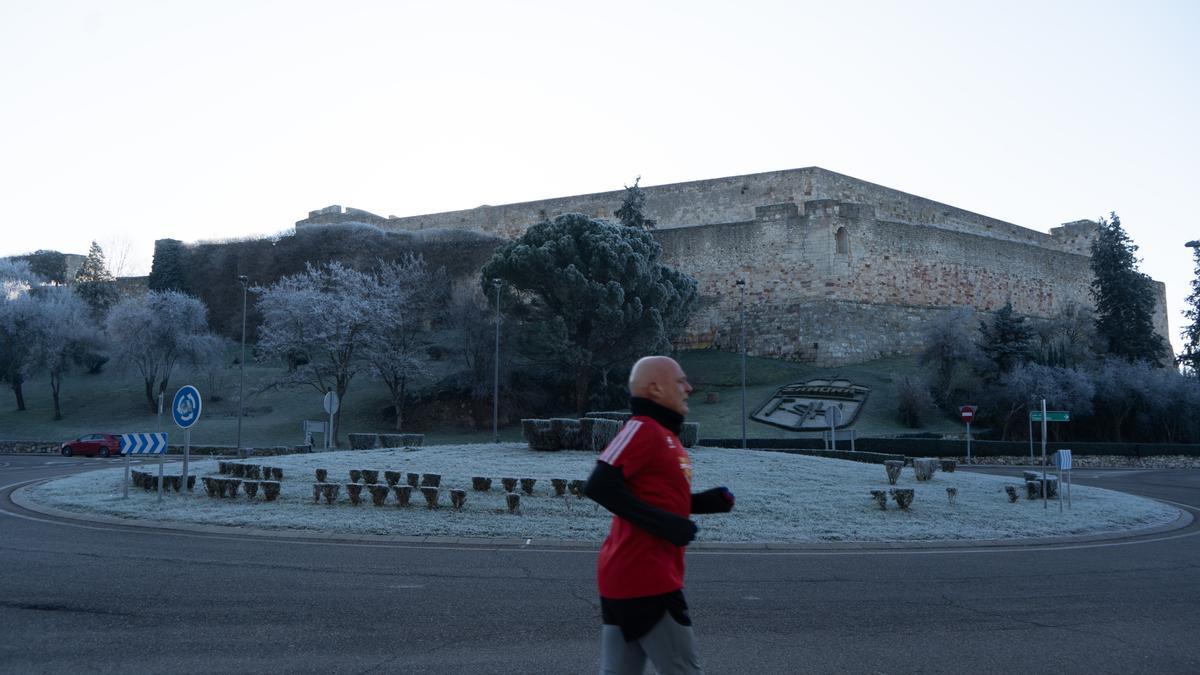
[295,167,1171,366]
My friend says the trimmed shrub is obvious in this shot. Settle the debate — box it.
[679,423,699,448]
[449,489,467,510]
[471,477,492,491]
[520,478,537,496]
[550,418,582,450]
[420,487,440,509]
[348,433,380,450]
[884,460,903,485]
[420,473,441,488]
[889,488,914,510]
[261,481,281,501]
[243,480,260,499]
[346,483,364,505]
[870,489,888,510]
[384,470,401,487]
[392,485,412,507]
[523,419,557,451]
[368,484,389,506]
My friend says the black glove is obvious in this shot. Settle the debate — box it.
[663,517,699,546]
[691,486,736,514]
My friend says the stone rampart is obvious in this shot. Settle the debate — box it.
[335,167,1095,256]
[293,167,1171,365]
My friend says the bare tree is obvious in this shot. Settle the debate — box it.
[105,290,223,413]
[919,308,982,405]
[253,262,379,445]
[362,255,448,431]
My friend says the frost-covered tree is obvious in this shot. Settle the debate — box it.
[919,308,982,404]
[0,263,42,411]
[1089,213,1166,364]
[32,288,99,420]
[74,241,118,318]
[479,213,698,414]
[1030,303,1101,367]
[253,262,379,445]
[1089,357,1156,442]
[105,290,223,412]
[614,176,656,230]
[980,363,1094,440]
[361,255,448,431]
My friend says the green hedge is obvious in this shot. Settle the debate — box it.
[700,437,1200,458]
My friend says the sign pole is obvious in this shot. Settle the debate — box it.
[1041,399,1048,509]
[157,453,164,503]
[1028,414,1034,468]
[123,448,130,499]
[966,421,972,465]
[183,428,190,490]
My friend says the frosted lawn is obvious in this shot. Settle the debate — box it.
[25,444,1180,543]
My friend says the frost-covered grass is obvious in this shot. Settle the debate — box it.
[24,444,1180,543]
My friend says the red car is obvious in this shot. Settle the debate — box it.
[61,433,122,458]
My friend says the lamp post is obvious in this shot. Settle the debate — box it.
[736,279,747,450]
[492,279,502,444]
[237,275,248,457]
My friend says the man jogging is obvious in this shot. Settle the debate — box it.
[584,355,735,674]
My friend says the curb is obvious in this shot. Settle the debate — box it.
[10,480,1195,552]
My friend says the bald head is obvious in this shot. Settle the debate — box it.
[629,356,693,415]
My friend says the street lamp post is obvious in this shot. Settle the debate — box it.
[492,279,501,444]
[736,279,747,450]
[237,275,248,458]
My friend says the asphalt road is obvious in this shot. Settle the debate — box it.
[1,456,1197,674]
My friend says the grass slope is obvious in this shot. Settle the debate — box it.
[0,349,955,447]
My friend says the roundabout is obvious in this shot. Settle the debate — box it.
[2,453,1199,673]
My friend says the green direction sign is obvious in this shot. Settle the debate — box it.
[1030,410,1070,422]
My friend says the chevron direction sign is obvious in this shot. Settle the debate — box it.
[120,432,168,455]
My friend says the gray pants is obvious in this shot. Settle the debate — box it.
[599,614,703,674]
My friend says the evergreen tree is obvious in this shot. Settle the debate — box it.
[480,213,697,414]
[1180,240,1200,374]
[979,301,1034,377]
[148,238,188,292]
[614,176,656,230]
[73,241,118,317]
[1089,213,1166,364]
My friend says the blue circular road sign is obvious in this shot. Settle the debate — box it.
[172,385,203,429]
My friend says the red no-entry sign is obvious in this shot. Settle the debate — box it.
[959,405,977,423]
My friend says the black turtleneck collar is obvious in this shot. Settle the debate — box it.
[629,397,684,435]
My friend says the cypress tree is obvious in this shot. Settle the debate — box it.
[1089,213,1166,364]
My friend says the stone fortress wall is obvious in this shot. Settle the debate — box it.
[296,167,1170,366]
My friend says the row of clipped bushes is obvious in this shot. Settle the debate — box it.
[347,433,425,450]
[202,477,281,500]
[217,462,284,480]
[701,437,1200,458]
[130,470,196,492]
[521,412,700,452]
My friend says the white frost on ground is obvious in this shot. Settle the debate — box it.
[25,444,1181,543]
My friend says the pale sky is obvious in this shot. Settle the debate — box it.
[2,0,1197,351]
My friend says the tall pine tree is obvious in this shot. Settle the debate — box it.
[614,176,656,230]
[1179,240,1200,374]
[1089,213,1166,364]
[74,241,118,318]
